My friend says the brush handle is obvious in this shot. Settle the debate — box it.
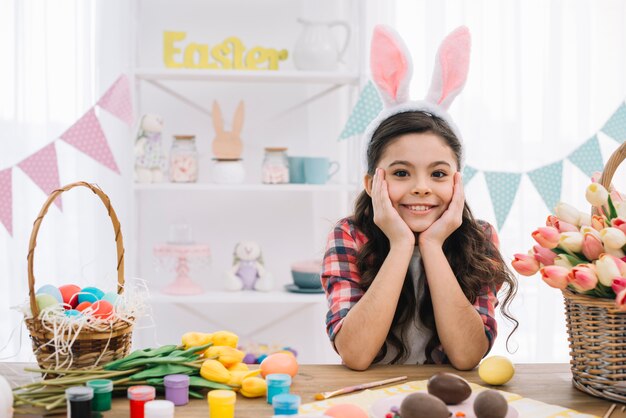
[323,375,408,399]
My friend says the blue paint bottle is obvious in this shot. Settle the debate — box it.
[266,373,291,404]
[272,393,300,415]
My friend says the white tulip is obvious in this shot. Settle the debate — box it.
[559,232,584,253]
[555,202,581,226]
[616,202,626,219]
[580,225,601,238]
[554,254,574,269]
[586,183,609,207]
[595,254,621,286]
[578,212,592,227]
[600,227,626,249]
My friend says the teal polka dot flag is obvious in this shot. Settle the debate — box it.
[601,102,626,142]
[338,81,383,140]
[567,135,603,177]
[462,165,478,185]
[527,161,563,214]
[484,171,522,230]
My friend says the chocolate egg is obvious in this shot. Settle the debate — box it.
[400,392,450,418]
[473,390,508,418]
[427,372,472,405]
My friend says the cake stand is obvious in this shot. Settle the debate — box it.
[153,243,211,295]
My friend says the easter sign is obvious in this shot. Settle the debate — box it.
[163,31,288,70]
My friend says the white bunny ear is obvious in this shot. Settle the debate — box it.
[425,26,471,110]
[370,25,413,107]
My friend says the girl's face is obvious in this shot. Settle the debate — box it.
[367,132,459,233]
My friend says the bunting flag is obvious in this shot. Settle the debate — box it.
[0,168,12,236]
[462,165,478,185]
[484,172,522,230]
[60,108,120,173]
[601,103,626,142]
[338,81,383,140]
[567,135,603,178]
[527,161,563,213]
[17,143,62,209]
[97,74,133,127]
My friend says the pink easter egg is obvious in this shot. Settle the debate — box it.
[91,300,114,320]
[59,284,81,309]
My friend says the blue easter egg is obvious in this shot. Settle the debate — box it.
[256,354,268,364]
[101,292,119,306]
[36,285,63,304]
[64,309,82,318]
[78,287,104,304]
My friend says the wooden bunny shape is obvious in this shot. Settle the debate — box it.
[211,100,244,160]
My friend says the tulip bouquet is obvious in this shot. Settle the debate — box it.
[512,181,626,307]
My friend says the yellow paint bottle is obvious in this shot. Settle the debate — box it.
[208,390,236,418]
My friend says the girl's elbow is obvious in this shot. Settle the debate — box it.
[342,357,372,371]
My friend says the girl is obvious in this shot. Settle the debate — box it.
[321,26,517,371]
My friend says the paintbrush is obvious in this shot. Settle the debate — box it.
[314,375,408,400]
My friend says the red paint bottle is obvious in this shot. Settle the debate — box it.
[128,385,156,418]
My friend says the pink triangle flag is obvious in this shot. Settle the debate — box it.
[97,74,133,127]
[18,143,62,210]
[60,107,120,173]
[0,168,13,236]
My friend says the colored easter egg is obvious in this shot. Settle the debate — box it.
[91,300,114,320]
[64,309,82,318]
[75,301,92,312]
[78,287,104,304]
[256,354,267,364]
[259,352,298,378]
[35,294,59,312]
[59,284,81,309]
[325,404,368,418]
[478,355,515,385]
[243,353,257,364]
[36,285,63,304]
[101,292,119,306]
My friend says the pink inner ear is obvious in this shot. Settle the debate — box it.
[371,28,409,102]
[437,28,470,105]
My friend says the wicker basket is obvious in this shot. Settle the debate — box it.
[24,182,133,370]
[563,141,626,402]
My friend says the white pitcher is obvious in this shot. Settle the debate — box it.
[293,18,351,71]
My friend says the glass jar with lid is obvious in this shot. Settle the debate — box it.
[169,135,198,183]
[262,147,289,184]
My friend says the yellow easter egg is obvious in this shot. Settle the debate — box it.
[478,356,515,385]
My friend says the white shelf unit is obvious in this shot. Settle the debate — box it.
[130,0,365,364]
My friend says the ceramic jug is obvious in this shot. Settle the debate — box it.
[293,18,351,71]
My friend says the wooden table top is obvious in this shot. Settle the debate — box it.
[2,363,616,417]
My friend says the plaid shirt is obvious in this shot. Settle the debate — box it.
[321,217,501,364]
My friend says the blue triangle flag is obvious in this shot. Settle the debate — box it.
[601,102,626,143]
[568,135,603,177]
[338,81,383,140]
[462,165,478,185]
[484,171,522,230]
[527,161,563,213]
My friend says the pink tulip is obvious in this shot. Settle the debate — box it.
[612,218,626,235]
[554,219,579,233]
[616,288,626,311]
[546,215,559,228]
[567,265,598,292]
[611,190,624,203]
[581,233,604,261]
[612,278,626,294]
[532,226,560,249]
[532,245,556,266]
[540,266,570,289]
[512,254,540,276]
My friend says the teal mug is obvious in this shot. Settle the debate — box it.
[303,157,340,184]
[288,156,306,184]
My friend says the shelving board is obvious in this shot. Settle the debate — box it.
[134,183,360,192]
[149,290,326,304]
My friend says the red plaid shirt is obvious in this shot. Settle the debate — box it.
[321,217,501,364]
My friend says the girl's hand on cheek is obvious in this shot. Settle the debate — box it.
[371,168,415,247]
[419,172,464,248]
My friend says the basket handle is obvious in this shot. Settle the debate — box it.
[28,182,125,318]
[599,141,626,191]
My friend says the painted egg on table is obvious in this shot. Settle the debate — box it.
[259,352,298,378]
[325,404,368,418]
[78,287,104,304]
[75,301,92,312]
[35,294,59,313]
[91,300,114,320]
[36,284,63,304]
[59,284,81,308]
[478,356,515,385]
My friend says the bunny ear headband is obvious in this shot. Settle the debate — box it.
[362,25,471,168]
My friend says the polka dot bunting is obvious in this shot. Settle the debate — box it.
[17,143,62,210]
[97,75,133,127]
[338,81,383,140]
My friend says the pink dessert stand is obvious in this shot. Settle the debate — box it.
[153,243,211,295]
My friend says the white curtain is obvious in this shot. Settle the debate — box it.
[394,0,626,362]
[0,0,132,361]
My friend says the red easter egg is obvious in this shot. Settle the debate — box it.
[91,300,114,320]
[75,301,92,312]
[59,284,81,309]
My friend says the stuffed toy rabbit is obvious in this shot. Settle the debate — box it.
[212,101,244,160]
[224,240,273,292]
[134,113,166,182]
[363,25,471,169]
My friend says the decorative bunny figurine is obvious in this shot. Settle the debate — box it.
[134,114,166,182]
[224,240,273,292]
[212,101,244,160]
[363,25,470,167]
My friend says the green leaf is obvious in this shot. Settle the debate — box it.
[104,345,179,370]
[608,195,618,220]
[130,364,196,380]
[189,376,232,390]
[189,389,205,399]
[117,356,190,371]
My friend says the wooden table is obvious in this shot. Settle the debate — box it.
[2,363,615,417]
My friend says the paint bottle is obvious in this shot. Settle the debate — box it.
[65,386,93,418]
[128,385,156,418]
[86,379,113,411]
[144,400,175,418]
[207,390,236,418]
[164,374,190,406]
[266,374,291,404]
[272,393,300,415]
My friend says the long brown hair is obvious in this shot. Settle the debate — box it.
[353,111,518,363]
